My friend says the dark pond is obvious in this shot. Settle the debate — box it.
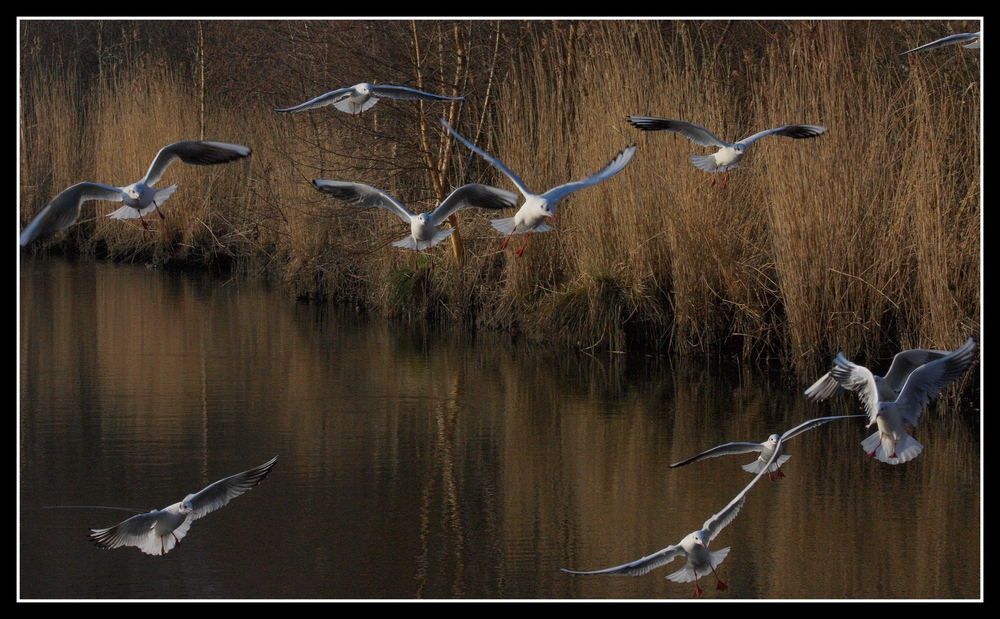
[18,255,981,600]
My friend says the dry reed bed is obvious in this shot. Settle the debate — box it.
[18,20,980,376]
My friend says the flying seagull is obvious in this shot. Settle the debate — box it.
[627,116,825,187]
[441,117,636,256]
[312,180,518,251]
[19,140,252,247]
[561,436,784,598]
[830,337,977,464]
[89,456,277,556]
[668,414,866,480]
[276,83,464,116]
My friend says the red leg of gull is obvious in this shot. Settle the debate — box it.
[768,471,775,482]
[711,566,728,591]
[140,212,149,230]
[868,448,878,458]
[516,231,532,257]
[172,532,180,547]
[775,469,785,479]
[693,582,704,598]
[722,170,730,188]
[500,225,517,251]
[161,538,166,555]
[710,175,717,187]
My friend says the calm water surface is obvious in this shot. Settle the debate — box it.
[18,256,981,600]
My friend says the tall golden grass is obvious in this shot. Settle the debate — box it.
[18,20,980,375]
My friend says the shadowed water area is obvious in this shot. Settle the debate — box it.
[18,256,981,600]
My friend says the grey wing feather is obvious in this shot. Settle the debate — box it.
[440,118,534,199]
[89,510,162,549]
[668,442,763,468]
[830,353,881,425]
[882,348,951,391]
[779,414,866,441]
[312,180,415,223]
[902,32,981,54]
[143,140,252,186]
[20,182,124,247]
[737,125,827,148]
[803,371,844,401]
[370,85,464,101]
[560,543,685,576]
[428,184,519,227]
[627,116,729,147]
[275,87,354,113]
[892,338,977,427]
[541,145,636,204]
[183,456,277,520]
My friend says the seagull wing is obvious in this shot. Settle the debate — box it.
[627,116,729,147]
[89,509,167,550]
[882,348,952,392]
[803,371,844,402]
[829,354,881,426]
[275,87,355,113]
[891,338,978,427]
[668,442,763,468]
[370,84,464,102]
[779,414,866,442]
[736,125,827,148]
[20,182,124,247]
[701,434,784,544]
[902,32,981,55]
[142,140,252,186]
[440,118,534,200]
[541,145,637,205]
[560,543,685,576]
[182,456,277,521]
[313,180,416,223]
[427,184,519,227]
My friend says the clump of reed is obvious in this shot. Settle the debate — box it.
[479,20,978,372]
[19,20,979,376]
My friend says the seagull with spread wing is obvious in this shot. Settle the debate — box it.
[441,118,636,257]
[627,115,826,188]
[19,140,252,247]
[276,82,463,116]
[89,456,277,556]
[830,338,978,464]
[668,414,865,481]
[313,180,518,252]
[561,437,784,597]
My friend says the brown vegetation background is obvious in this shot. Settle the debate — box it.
[18,19,981,377]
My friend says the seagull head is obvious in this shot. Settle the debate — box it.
[180,501,196,516]
[356,83,371,96]
[541,201,556,220]
[684,530,708,549]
